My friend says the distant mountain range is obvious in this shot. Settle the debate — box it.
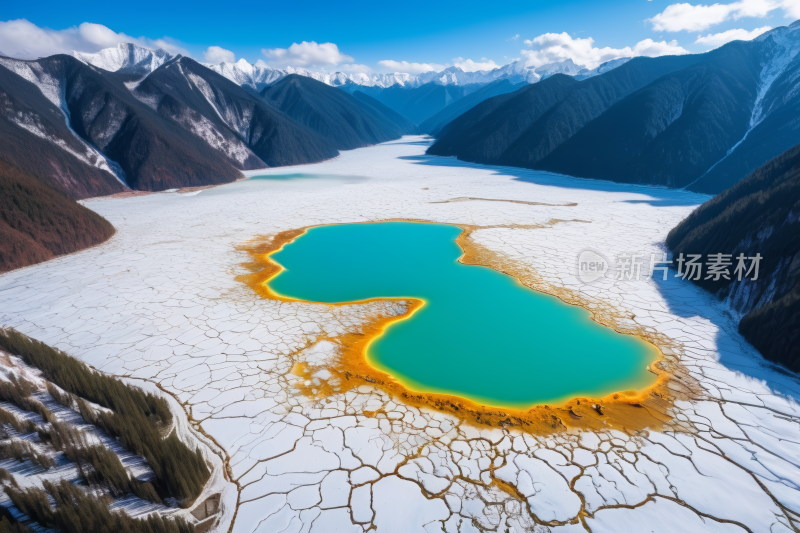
[2,24,799,210]
[73,43,626,93]
[667,142,800,371]
[67,43,633,131]
[428,22,800,195]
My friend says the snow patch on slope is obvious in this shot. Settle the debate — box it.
[184,67,253,141]
[9,109,122,180]
[177,111,257,166]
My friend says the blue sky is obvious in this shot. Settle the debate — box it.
[1,0,797,72]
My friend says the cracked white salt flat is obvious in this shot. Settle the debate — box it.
[1,136,799,532]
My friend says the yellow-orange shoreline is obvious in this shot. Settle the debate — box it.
[235,219,696,435]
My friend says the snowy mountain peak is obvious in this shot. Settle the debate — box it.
[532,58,587,79]
[574,57,632,79]
[73,43,173,76]
[72,43,631,94]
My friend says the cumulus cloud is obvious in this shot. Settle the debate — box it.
[647,0,777,32]
[695,25,772,46]
[784,0,800,18]
[377,59,448,74]
[203,45,235,64]
[452,57,500,72]
[0,18,188,59]
[262,41,353,68]
[522,33,688,69]
[336,63,373,74]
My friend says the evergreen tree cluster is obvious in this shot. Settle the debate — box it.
[0,329,210,505]
[0,440,53,470]
[4,480,194,533]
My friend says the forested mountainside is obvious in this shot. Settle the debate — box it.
[260,75,417,149]
[0,328,212,530]
[428,23,800,194]
[428,53,702,162]
[667,143,800,370]
[536,40,761,188]
[419,79,520,136]
[0,158,115,273]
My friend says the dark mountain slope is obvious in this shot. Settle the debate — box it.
[427,24,800,194]
[427,75,581,163]
[537,42,762,187]
[352,82,476,125]
[496,55,705,168]
[428,54,702,165]
[0,157,115,273]
[351,91,418,135]
[419,79,520,136]
[0,55,341,196]
[666,143,800,370]
[691,26,800,193]
[138,59,338,168]
[259,75,412,149]
[34,54,243,192]
[0,62,126,199]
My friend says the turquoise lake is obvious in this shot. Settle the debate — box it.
[268,222,656,409]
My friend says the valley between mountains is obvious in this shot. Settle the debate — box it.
[1,139,800,533]
[0,19,799,533]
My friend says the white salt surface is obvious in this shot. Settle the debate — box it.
[1,137,799,532]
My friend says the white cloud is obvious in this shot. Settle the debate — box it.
[695,25,772,46]
[452,57,500,72]
[522,32,688,69]
[507,34,520,41]
[0,19,189,59]
[203,45,235,64]
[336,63,373,74]
[262,41,353,68]
[647,0,777,32]
[781,0,800,17]
[376,59,448,74]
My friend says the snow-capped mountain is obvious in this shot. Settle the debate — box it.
[575,57,632,79]
[531,58,586,79]
[73,43,173,76]
[205,60,422,91]
[71,43,630,92]
[205,57,623,91]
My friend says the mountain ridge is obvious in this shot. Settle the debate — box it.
[259,74,418,149]
[427,23,800,194]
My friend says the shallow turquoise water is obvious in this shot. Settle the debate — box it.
[268,222,656,409]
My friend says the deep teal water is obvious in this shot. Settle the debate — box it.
[268,222,656,408]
